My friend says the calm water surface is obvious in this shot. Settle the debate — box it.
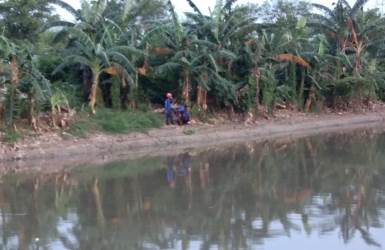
[1,129,385,250]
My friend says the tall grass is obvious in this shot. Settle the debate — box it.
[1,129,22,144]
[67,108,163,137]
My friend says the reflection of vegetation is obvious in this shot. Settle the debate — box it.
[0,130,385,249]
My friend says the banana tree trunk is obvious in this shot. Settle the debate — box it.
[130,71,139,110]
[5,55,19,127]
[253,67,261,111]
[196,86,208,111]
[28,92,38,131]
[89,71,100,114]
[120,74,129,110]
[304,85,315,113]
[298,68,305,110]
[196,70,208,110]
[10,55,19,86]
[290,63,297,104]
[354,45,363,74]
[183,71,190,106]
[82,67,93,102]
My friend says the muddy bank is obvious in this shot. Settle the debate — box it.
[1,111,385,171]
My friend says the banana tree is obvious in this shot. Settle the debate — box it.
[0,35,19,127]
[254,17,311,110]
[184,0,257,78]
[178,1,248,109]
[45,0,107,33]
[309,0,379,75]
[0,36,55,129]
[53,27,139,114]
[146,0,193,105]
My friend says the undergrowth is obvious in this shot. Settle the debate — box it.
[67,108,163,137]
[1,129,23,144]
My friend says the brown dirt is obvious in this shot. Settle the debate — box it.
[2,106,385,172]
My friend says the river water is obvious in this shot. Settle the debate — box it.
[1,129,385,250]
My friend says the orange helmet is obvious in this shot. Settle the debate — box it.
[166,92,172,98]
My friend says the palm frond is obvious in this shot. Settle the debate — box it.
[224,0,238,12]
[89,0,107,26]
[122,0,134,22]
[109,46,144,57]
[104,18,123,35]
[112,64,135,86]
[311,3,335,18]
[350,0,369,15]
[308,22,338,35]
[52,55,92,75]
[185,0,203,16]
[208,54,219,72]
[95,44,110,67]
[191,39,218,50]
[67,28,95,52]
[218,49,237,61]
[167,0,183,44]
[213,0,224,41]
[107,51,136,73]
[42,20,75,32]
[154,62,181,76]
[274,54,311,68]
[48,0,79,19]
[309,13,336,28]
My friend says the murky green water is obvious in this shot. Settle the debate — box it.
[1,129,385,250]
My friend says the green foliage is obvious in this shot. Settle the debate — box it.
[68,109,162,136]
[67,118,92,138]
[94,109,162,133]
[0,0,59,41]
[1,129,22,144]
[52,83,83,109]
[2,0,385,133]
[183,128,196,135]
[190,104,211,123]
[3,85,21,127]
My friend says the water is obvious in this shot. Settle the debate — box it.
[1,129,385,250]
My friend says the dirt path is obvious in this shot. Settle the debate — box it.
[1,110,385,171]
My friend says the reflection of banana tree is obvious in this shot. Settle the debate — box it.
[92,178,106,228]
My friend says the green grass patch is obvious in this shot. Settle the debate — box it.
[1,130,22,144]
[94,108,162,134]
[67,108,163,136]
[67,120,91,138]
[183,128,196,135]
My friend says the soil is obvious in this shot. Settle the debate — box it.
[2,104,385,172]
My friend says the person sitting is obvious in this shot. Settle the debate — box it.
[175,105,190,125]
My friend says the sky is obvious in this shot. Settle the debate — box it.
[58,0,380,21]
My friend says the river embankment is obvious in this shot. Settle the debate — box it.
[2,109,385,171]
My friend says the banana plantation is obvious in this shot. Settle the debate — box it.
[1,0,385,132]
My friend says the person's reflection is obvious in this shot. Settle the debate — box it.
[199,162,210,189]
[176,153,192,177]
[166,156,176,188]
[166,153,192,189]
[176,152,193,209]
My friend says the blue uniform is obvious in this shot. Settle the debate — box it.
[176,105,190,125]
[164,98,174,125]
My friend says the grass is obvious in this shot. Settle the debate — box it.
[183,128,196,135]
[95,108,162,133]
[67,108,163,137]
[1,129,22,144]
[67,119,91,138]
